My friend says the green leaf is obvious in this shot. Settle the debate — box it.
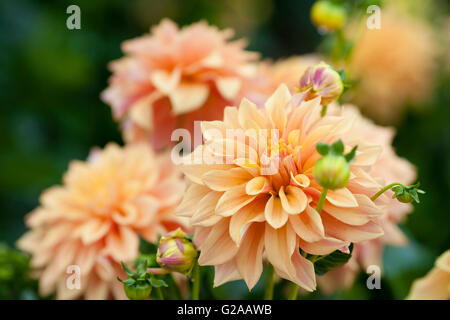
[121,262,135,277]
[337,69,346,81]
[316,142,330,156]
[123,278,136,286]
[344,145,357,163]
[149,277,168,288]
[136,259,148,276]
[330,140,344,155]
[139,237,158,255]
[313,243,353,276]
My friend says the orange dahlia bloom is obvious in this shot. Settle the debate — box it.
[176,85,387,291]
[407,250,450,300]
[17,143,186,299]
[102,19,258,150]
[318,105,416,294]
[349,9,437,124]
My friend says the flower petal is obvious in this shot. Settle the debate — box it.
[202,168,253,191]
[279,186,308,214]
[198,218,238,265]
[236,223,265,290]
[215,184,257,217]
[326,188,358,208]
[264,195,289,229]
[289,205,324,242]
[229,197,266,244]
[169,82,209,115]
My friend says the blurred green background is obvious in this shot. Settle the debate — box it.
[0,0,449,299]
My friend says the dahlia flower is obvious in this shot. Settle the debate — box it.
[102,19,258,150]
[407,250,450,300]
[318,105,416,294]
[349,8,437,124]
[17,143,186,299]
[176,84,387,291]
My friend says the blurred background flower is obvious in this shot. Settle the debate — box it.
[102,19,258,151]
[17,143,186,299]
[0,0,449,299]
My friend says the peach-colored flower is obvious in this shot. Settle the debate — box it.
[407,250,450,300]
[176,84,388,291]
[349,9,437,124]
[102,19,258,150]
[318,105,416,294]
[17,143,186,299]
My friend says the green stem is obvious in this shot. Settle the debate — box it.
[192,261,200,300]
[156,287,164,300]
[320,105,328,117]
[264,265,275,300]
[316,188,328,214]
[370,183,404,201]
[287,282,299,300]
[168,274,183,300]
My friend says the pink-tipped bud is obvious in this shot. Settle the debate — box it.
[156,228,197,275]
[298,62,344,105]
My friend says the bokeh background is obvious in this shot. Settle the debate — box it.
[1,0,449,299]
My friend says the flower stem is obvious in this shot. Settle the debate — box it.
[316,188,328,214]
[264,264,275,300]
[370,182,404,201]
[192,261,200,300]
[287,282,299,300]
[156,287,164,300]
[320,105,328,117]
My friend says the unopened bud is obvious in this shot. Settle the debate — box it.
[310,0,347,32]
[313,154,350,190]
[124,282,152,300]
[156,228,197,275]
[298,62,344,105]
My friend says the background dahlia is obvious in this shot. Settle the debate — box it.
[102,19,258,150]
[348,8,437,124]
[17,143,186,299]
[177,84,389,291]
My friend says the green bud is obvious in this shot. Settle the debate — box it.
[310,0,347,32]
[313,154,350,190]
[395,193,414,203]
[157,228,197,275]
[124,282,152,300]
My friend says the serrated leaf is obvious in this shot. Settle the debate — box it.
[313,244,353,276]
[121,262,135,277]
[316,142,330,156]
[149,277,168,288]
[330,140,344,155]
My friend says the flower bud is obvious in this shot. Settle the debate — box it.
[123,282,152,300]
[156,228,197,275]
[395,193,414,203]
[313,154,350,190]
[298,62,344,105]
[310,0,347,32]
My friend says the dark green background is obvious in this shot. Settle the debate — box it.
[0,0,448,299]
